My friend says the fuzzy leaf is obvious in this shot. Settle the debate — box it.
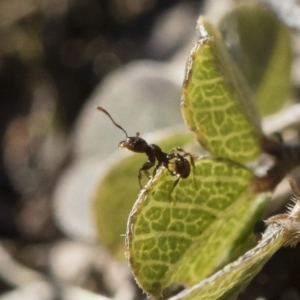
[126,157,270,296]
[169,222,285,300]
[181,18,262,163]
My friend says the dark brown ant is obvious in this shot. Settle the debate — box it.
[97,106,196,200]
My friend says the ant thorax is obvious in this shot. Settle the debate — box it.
[148,144,168,164]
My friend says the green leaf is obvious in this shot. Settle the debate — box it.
[182,18,262,163]
[169,183,300,300]
[168,222,285,300]
[93,130,194,257]
[219,6,293,117]
[126,157,270,296]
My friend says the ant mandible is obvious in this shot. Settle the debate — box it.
[97,106,196,200]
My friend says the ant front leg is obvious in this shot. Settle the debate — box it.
[138,161,155,188]
[151,161,163,179]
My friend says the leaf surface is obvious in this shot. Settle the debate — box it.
[126,158,270,296]
[169,222,285,300]
[181,18,262,163]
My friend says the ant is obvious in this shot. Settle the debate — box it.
[97,106,196,200]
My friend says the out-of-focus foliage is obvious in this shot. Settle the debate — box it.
[219,6,293,116]
[0,1,202,299]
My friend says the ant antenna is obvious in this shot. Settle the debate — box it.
[97,106,128,138]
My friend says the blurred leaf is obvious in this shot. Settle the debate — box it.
[182,18,262,163]
[93,130,194,258]
[219,6,293,117]
[255,23,292,116]
[126,157,270,296]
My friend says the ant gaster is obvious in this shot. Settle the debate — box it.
[97,106,196,200]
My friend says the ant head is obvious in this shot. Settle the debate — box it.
[97,106,148,153]
[119,132,148,153]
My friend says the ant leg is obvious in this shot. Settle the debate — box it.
[137,171,143,188]
[144,170,151,179]
[152,161,163,179]
[162,160,176,177]
[168,147,187,155]
[188,154,197,189]
[175,147,185,153]
[138,161,154,188]
[167,147,180,157]
[169,176,180,204]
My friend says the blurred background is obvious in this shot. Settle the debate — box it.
[0,0,203,299]
[1,0,300,299]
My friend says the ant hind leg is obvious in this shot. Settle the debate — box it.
[169,176,180,204]
[175,147,186,153]
[189,155,197,189]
